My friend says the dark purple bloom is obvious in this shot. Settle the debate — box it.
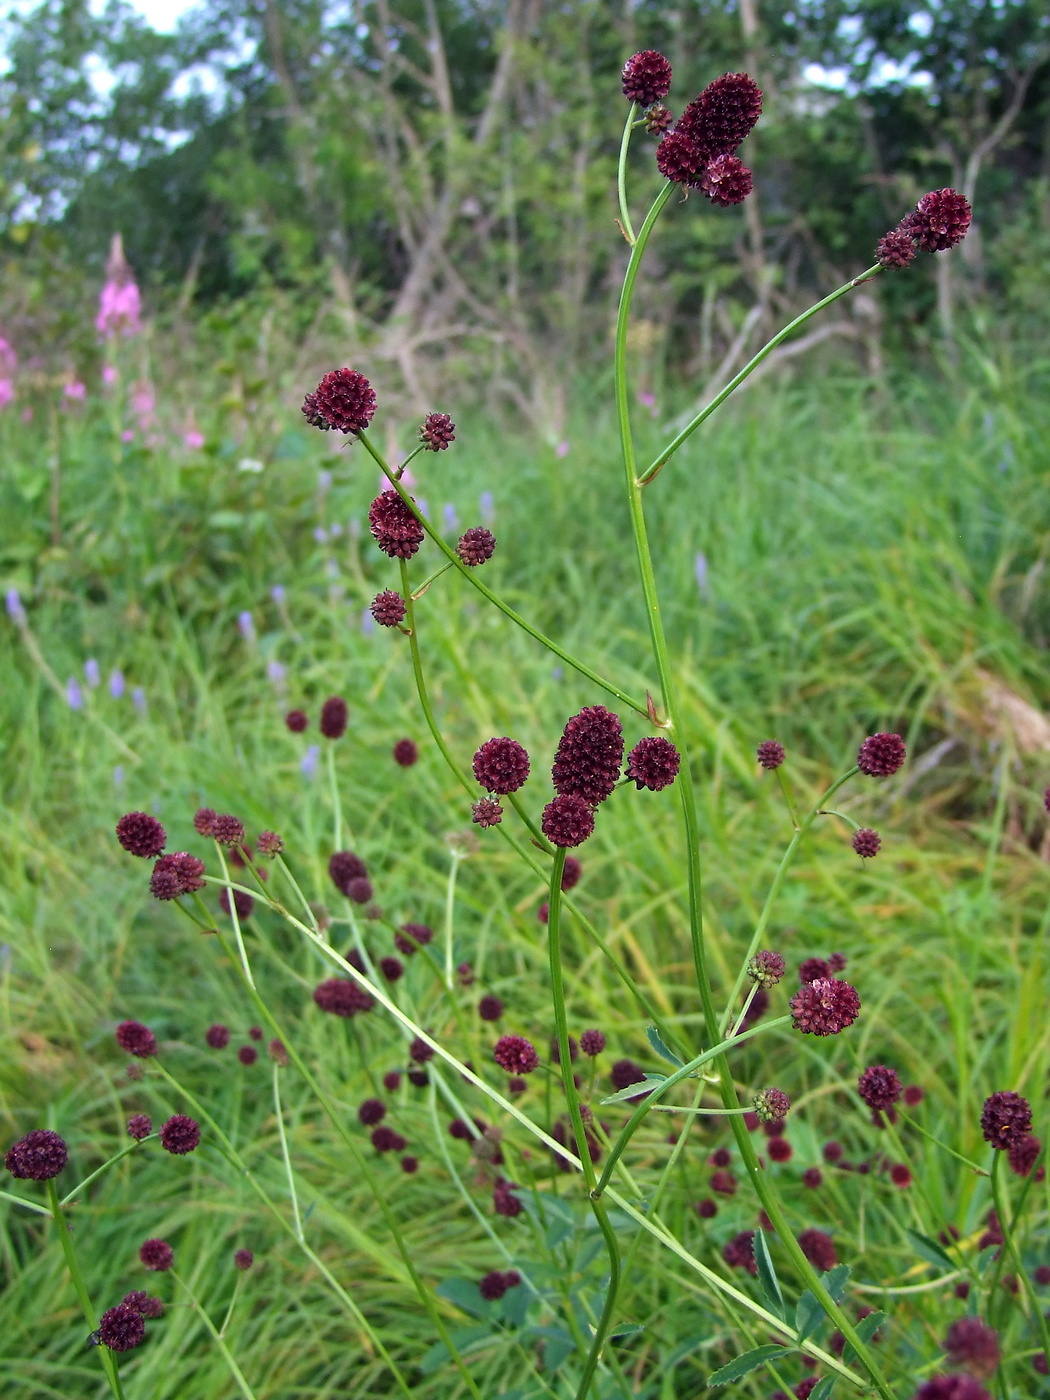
[369,490,425,559]
[580,1028,605,1056]
[723,1230,757,1274]
[768,1136,792,1162]
[150,851,205,900]
[99,1303,145,1352]
[371,590,406,627]
[234,1248,254,1270]
[853,827,881,858]
[194,807,219,834]
[410,1036,434,1064]
[116,811,166,858]
[205,1024,230,1049]
[913,1378,991,1400]
[328,850,367,896]
[473,737,530,794]
[319,696,348,740]
[122,1291,163,1318]
[302,368,376,435]
[622,50,672,107]
[256,830,283,857]
[710,1169,736,1195]
[748,950,785,987]
[116,1020,157,1058]
[542,794,595,848]
[625,736,680,791]
[313,978,374,1017]
[656,129,703,183]
[857,732,906,776]
[371,1126,407,1153]
[858,1065,903,1113]
[1007,1133,1041,1177]
[237,1045,257,1065]
[478,995,504,1022]
[645,104,672,134]
[5,1129,68,1180]
[210,813,245,846]
[876,227,917,268]
[980,1091,1032,1150]
[420,412,455,450]
[696,1198,717,1218]
[139,1238,174,1271]
[472,797,503,827]
[494,1035,539,1075]
[493,1177,522,1217]
[285,709,308,733]
[379,956,404,982]
[904,189,972,253]
[393,738,418,767]
[395,923,433,956]
[610,1058,647,1094]
[802,1167,822,1188]
[798,1228,837,1271]
[678,72,762,157]
[756,740,785,769]
[790,978,860,1036]
[457,527,495,566]
[753,1088,790,1125]
[552,705,624,806]
[159,1115,200,1155]
[401,1155,419,1173]
[127,1114,152,1140]
[944,1317,1001,1378]
[561,856,582,890]
[699,153,753,206]
[219,887,254,920]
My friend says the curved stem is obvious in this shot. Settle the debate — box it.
[360,430,650,718]
[617,104,637,243]
[638,265,884,485]
[46,1180,125,1400]
[171,1270,258,1400]
[991,1152,1050,1364]
[59,1139,145,1205]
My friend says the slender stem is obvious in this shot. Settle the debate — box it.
[46,1180,125,1400]
[617,104,637,243]
[899,1110,988,1175]
[327,743,344,851]
[0,1188,52,1215]
[60,1139,146,1205]
[360,430,650,717]
[991,1153,1050,1364]
[638,265,884,485]
[412,561,454,597]
[272,1063,304,1242]
[274,853,321,934]
[171,1270,259,1400]
[214,844,255,987]
[443,850,461,989]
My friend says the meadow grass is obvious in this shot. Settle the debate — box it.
[1,347,1049,1398]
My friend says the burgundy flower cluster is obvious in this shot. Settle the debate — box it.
[656,71,762,206]
[876,189,973,269]
[302,368,376,435]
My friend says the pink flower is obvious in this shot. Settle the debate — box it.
[96,234,142,338]
[0,379,13,409]
[102,364,118,386]
[184,429,204,450]
[130,381,154,430]
[121,429,135,443]
[0,337,17,379]
[555,439,570,458]
[63,381,86,402]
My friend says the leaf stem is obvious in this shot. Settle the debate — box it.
[46,1180,125,1400]
[617,104,637,243]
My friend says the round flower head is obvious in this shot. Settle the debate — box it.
[798,1228,837,1271]
[234,1248,254,1270]
[268,1037,288,1065]
[611,1058,647,1093]
[756,740,785,769]
[710,1169,736,1195]
[478,995,504,1022]
[359,1099,386,1126]
[116,811,166,858]
[371,1126,407,1153]
[723,1231,757,1273]
[369,490,425,559]
[383,1070,401,1092]
[211,813,245,846]
[493,1178,522,1216]
[319,696,348,740]
[473,736,530,794]
[401,1155,418,1173]
[139,1238,174,1271]
[541,793,595,848]
[393,738,418,767]
[944,1317,999,1379]
[679,72,763,157]
[238,1045,257,1065]
[219,887,254,920]
[116,1020,157,1058]
[656,129,703,184]
[407,1070,428,1088]
[395,922,433,956]
[313,978,374,1017]
[625,736,680,791]
[493,1034,539,1075]
[149,852,205,901]
[302,368,376,435]
[457,527,496,567]
[645,103,673,134]
[99,1303,145,1352]
[561,856,582,890]
[753,1088,790,1125]
[122,1290,163,1318]
[696,1197,717,1218]
[857,732,906,776]
[913,1378,992,1400]
[1007,1132,1041,1177]
[748,949,785,988]
[472,797,503,827]
[550,1034,578,1065]
[159,1114,200,1155]
[876,226,917,269]
[790,977,861,1036]
[580,1028,605,1056]
[127,1114,152,1140]
[410,1036,434,1064]
[371,589,407,627]
[193,807,219,835]
[799,957,830,983]
[420,411,455,450]
[853,827,881,858]
[5,1129,68,1180]
[768,1136,792,1161]
[858,1065,903,1113]
[284,709,308,733]
[802,1167,822,1189]
[699,153,753,206]
[905,189,972,253]
[552,705,624,805]
[622,50,672,107]
[479,1269,510,1301]
[205,1023,230,1049]
[980,1091,1032,1150]
[328,850,367,897]
[379,955,404,982]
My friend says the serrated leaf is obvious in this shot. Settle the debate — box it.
[794,1289,823,1344]
[843,1310,886,1366]
[599,1074,666,1104]
[753,1230,785,1319]
[821,1264,851,1303]
[646,1025,684,1067]
[905,1229,954,1271]
[809,1378,836,1400]
[708,1345,788,1385]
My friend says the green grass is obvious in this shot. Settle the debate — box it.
[1,343,1049,1399]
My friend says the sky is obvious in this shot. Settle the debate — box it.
[124,0,197,29]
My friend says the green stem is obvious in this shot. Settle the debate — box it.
[991,1152,1050,1364]
[443,850,461,989]
[638,264,884,485]
[171,1270,259,1400]
[0,1188,52,1215]
[327,742,344,851]
[360,430,650,717]
[46,1180,125,1400]
[616,104,637,243]
[60,1139,146,1205]
[214,844,255,988]
[272,1062,304,1242]
[412,561,455,598]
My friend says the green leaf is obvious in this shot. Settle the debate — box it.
[753,1230,785,1319]
[842,1310,886,1366]
[609,1322,645,1341]
[420,1325,492,1373]
[794,1289,823,1343]
[905,1229,954,1271]
[809,1378,837,1400]
[645,1024,684,1067]
[708,1345,788,1385]
[599,1074,666,1104]
[821,1264,851,1303]
[436,1278,487,1318]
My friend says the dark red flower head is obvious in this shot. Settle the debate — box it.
[395,922,433,956]
[410,1036,434,1064]
[211,813,245,846]
[371,590,407,627]
[790,977,861,1036]
[122,1290,163,1318]
[980,1091,1032,1150]
[756,740,785,769]
[116,1020,157,1058]
[127,1114,152,1140]
[150,852,205,901]
[857,732,906,776]
[219,887,254,920]
[768,1136,792,1161]
[853,827,881,858]
[748,950,785,987]
[645,103,673,133]
[753,1088,790,1125]
[625,736,680,791]
[257,830,283,857]
[313,978,375,1017]
[656,129,703,183]
[876,227,917,269]
[494,1034,539,1075]
[284,709,308,735]
[393,738,418,767]
[319,696,348,740]
[561,856,582,889]
[799,957,829,983]
[798,1228,837,1271]
[371,1126,407,1153]
[159,1114,200,1155]
[699,153,753,206]
[723,1230,757,1273]
[139,1238,174,1271]
[369,490,425,559]
[710,1169,737,1195]
[328,850,367,898]
[99,1303,145,1352]
[611,1058,647,1093]
[420,412,455,450]
[269,1037,288,1065]
[478,1269,514,1300]
[472,796,503,827]
[359,1099,386,1126]
[234,1247,254,1270]
[478,995,504,1022]
[205,1024,230,1050]
[116,811,166,858]
[858,1065,902,1112]
[238,1045,257,1065]
[622,50,672,107]
[944,1317,1000,1379]
[913,1378,991,1400]
[552,705,624,805]
[696,1197,717,1218]
[1007,1132,1041,1177]
[904,189,972,253]
[678,73,763,157]
[457,527,496,567]
[302,368,376,434]
[580,1028,605,1056]
[379,955,404,982]
[493,1177,522,1216]
[473,736,530,794]
[5,1129,68,1180]
[542,793,595,848]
